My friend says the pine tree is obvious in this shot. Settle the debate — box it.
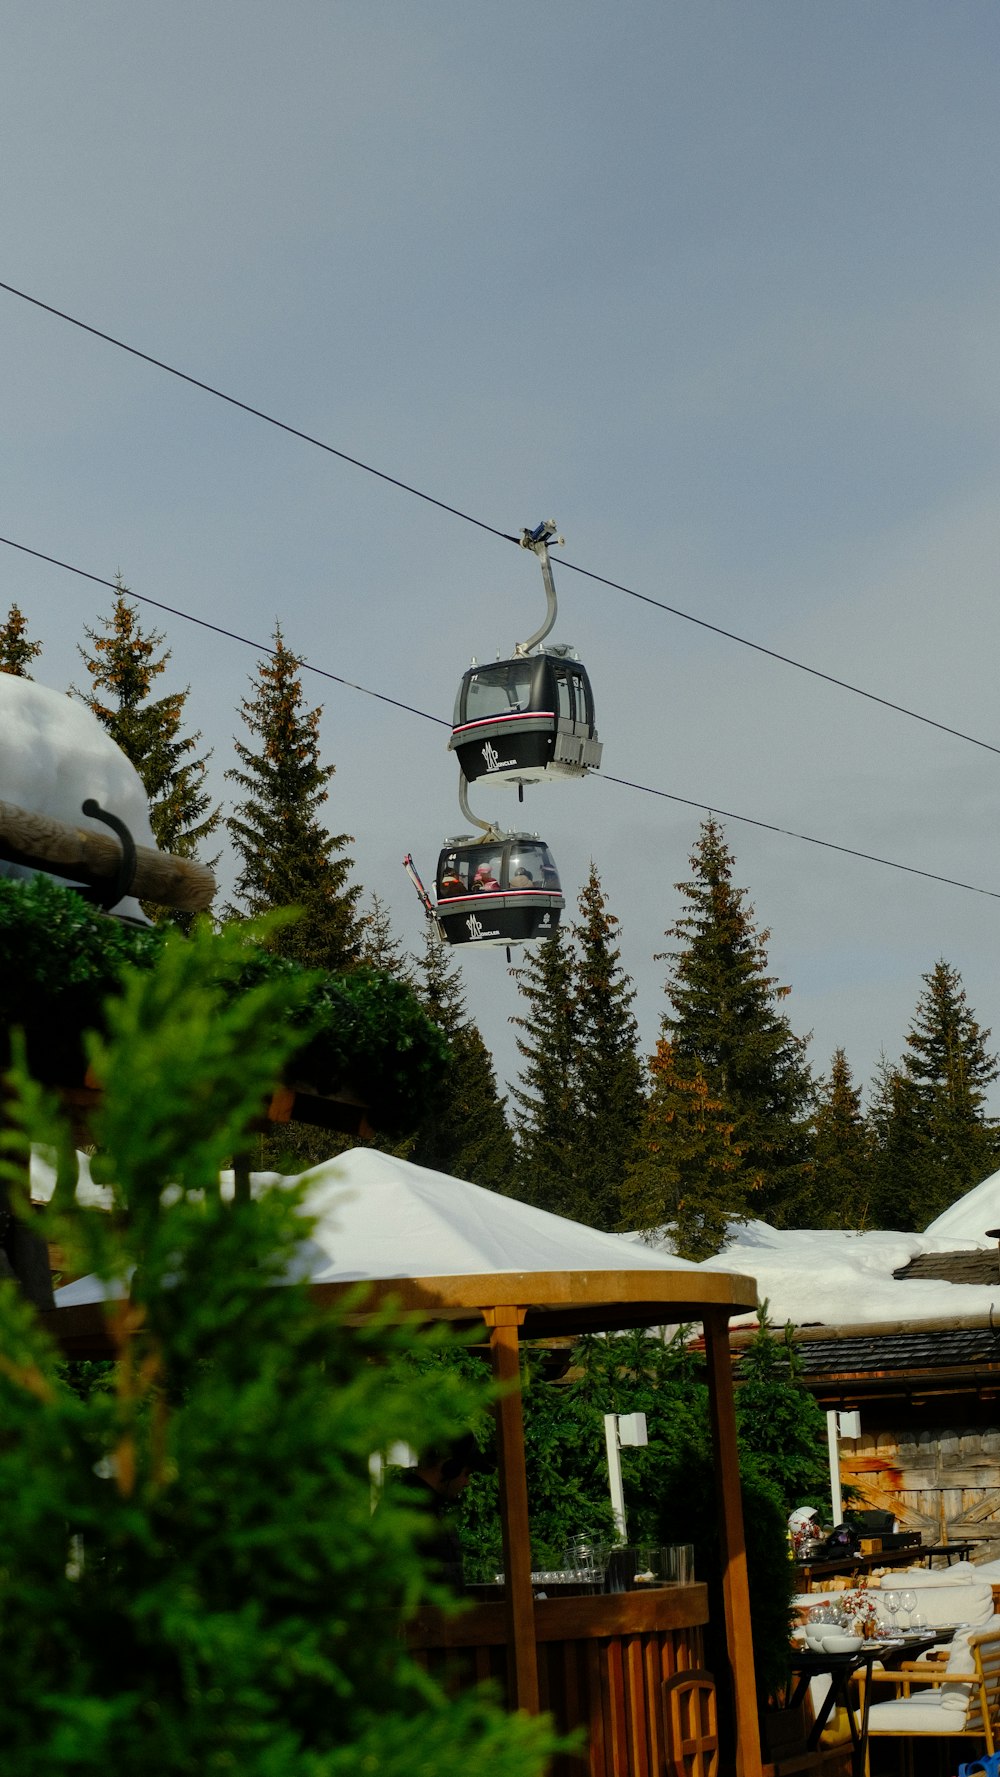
[76,581,219,874]
[571,864,646,1230]
[660,819,815,1227]
[409,929,517,1192]
[812,1048,873,1229]
[509,926,582,1216]
[871,962,999,1228]
[226,625,363,972]
[867,1055,928,1233]
[621,1038,748,1259]
[0,603,42,676]
[359,892,415,983]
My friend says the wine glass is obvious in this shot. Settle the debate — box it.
[882,1590,900,1635]
[900,1589,918,1631]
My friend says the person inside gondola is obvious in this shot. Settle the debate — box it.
[472,863,500,892]
[510,863,534,888]
[439,866,464,897]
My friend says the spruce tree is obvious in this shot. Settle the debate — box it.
[76,581,219,875]
[359,892,415,983]
[812,1048,873,1229]
[621,1038,748,1259]
[409,929,517,1192]
[871,962,999,1228]
[660,819,815,1227]
[571,864,646,1230]
[0,602,42,676]
[867,1056,928,1233]
[509,926,581,1216]
[226,625,363,972]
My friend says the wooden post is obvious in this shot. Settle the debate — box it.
[703,1309,762,1777]
[485,1306,539,1714]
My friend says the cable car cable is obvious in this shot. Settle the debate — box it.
[602,774,1000,903]
[2,275,999,761]
[1,531,996,905]
[0,279,517,550]
[0,533,449,728]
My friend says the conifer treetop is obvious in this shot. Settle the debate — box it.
[0,602,42,677]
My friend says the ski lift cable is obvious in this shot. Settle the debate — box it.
[1,531,997,904]
[2,275,999,761]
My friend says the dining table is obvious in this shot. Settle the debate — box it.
[787,1628,957,1777]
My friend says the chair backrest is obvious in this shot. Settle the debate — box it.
[662,1669,719,1777]
[967,1632,1000,1748]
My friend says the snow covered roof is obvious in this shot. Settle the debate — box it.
[683,1215,1000,1331]
[54,1150,759,1333]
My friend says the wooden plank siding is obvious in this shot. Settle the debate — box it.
[841,1427,1000,1559]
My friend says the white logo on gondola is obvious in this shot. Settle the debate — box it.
[466,912,484,939]
[482,741,501,770]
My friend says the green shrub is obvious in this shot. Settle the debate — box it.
[0,917,557,1776]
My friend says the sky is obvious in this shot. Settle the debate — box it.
[3,3,1000,1111]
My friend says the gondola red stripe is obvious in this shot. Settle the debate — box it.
[452,712,555,734]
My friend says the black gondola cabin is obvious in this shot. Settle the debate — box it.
[434,834,563,947]
[449,649,602,790]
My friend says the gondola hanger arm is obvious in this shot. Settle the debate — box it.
[515,520,564,656]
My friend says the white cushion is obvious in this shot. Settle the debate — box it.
[873,1581,994,1627]
[868,1697,972,1733]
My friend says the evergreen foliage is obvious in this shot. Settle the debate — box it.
[409,930,516,1192]
[659,820,815,1228]
[358,891,415,983]
[510,872,644,1229]
[509,926,582,1216]
[226,625,363,973]
[0,875,448,1131]
[734,1309,831,1513]
[570,865,646,1230]
[812,1048,873,1229]
[0,919,558,1775]
[76,582,220,893]
[0,600,42,675]
[866,1056,927,1234]
[621,1038,748,1259]
[869,962,999,1229]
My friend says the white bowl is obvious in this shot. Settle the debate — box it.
[822,1633,862,1653]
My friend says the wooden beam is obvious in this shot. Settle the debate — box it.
[0,796,215,911]
[703,1309,762,1777]
[485,1306,539,1714]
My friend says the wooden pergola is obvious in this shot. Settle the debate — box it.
[45,1254,761,1777]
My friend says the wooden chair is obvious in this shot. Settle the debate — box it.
[857,1626,1000,1777]
[662,1669,719,1777]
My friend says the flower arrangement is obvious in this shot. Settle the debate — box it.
[838,1581,882,1640]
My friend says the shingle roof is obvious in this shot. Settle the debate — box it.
[789,1323,1000,1376]
[892,1249,1000,1286]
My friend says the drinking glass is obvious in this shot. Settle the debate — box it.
[900,1589,917,1630]
[882,1590,900,1634]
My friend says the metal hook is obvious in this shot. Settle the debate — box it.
[81,798,139,911]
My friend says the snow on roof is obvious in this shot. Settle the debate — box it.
[54,1148,706,1307]
[684,1218,1000,1330]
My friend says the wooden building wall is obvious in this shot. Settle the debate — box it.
[842,1425,1000,1561]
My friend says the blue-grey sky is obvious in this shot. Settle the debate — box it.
[3,3,1000,1112]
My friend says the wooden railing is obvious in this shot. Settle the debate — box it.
[407,1584,709,1776]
